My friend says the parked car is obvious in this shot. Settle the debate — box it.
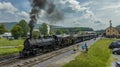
[116,61,120,67]
[109,41,120,49]
[112,48,120,55]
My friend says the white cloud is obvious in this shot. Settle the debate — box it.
[44,0,100,30]
[0,2,30,22]
[1,0,120,30]
[62,0,88,11]
[17,11,29,19]
[81,0,120,29]
[68,0,87,11]
[54,0,96,20]
[99,3,120,10]
[81,1,93,7]
[0,2,18,14]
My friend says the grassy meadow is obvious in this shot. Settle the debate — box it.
[63,38,115,67]
[0,38,24,56]
[0,38,24,46]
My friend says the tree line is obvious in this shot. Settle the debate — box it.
[0,19,94,39]
[0,20,53,39]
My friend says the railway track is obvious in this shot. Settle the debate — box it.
[0,43,80,67]
[0,53,19,64]
[0,53,19,67]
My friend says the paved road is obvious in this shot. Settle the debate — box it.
[33,37,100,67]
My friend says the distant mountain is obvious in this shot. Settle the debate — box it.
[0,22,63,31]
[95,30,105,35]
[34,24,41,29]
[0,22,18,31]
[50,25,64,28]
[0,22,94,32]
[54,27,94,31]
[34,24,63,29]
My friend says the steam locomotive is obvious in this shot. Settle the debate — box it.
[20,34,98,58]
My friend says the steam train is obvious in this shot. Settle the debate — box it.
[20,34,98,58]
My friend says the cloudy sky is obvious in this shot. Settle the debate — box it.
[0,0,120,30]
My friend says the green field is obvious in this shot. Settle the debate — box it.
[0,38,24,56]
[0,38,24,46]
[63,38,115,67]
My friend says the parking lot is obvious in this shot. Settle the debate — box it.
[109,40,120,67]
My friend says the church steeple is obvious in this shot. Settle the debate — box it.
[109,20,112,27]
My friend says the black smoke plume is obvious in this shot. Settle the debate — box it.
[29,0,47,39]
[46,0,63,22]
[29,0,63,39]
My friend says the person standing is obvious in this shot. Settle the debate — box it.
[85,42,88,52]
[81,44,85,51]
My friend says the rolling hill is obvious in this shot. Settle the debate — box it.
[0,22,94,32]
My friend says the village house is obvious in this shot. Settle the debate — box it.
[105,20,120,38]
[105,26,120,38]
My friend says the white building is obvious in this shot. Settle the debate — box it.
[2,32,14,39]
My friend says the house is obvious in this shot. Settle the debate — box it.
[105,26,119,38]
[2,32,14,39]
[105,21,120,38]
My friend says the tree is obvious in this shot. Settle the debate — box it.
[39,23,48,36]
[50,30,55,35]
[56,29,63,35]
[32,31,40,39]
[81,31,86,35]
[11,25,23,39]
[0,24,7,34]
[17,20,29,37]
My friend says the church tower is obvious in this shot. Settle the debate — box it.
[109,20,112,27]
[105,20,119,38]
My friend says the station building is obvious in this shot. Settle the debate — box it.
[105,26,120,38]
